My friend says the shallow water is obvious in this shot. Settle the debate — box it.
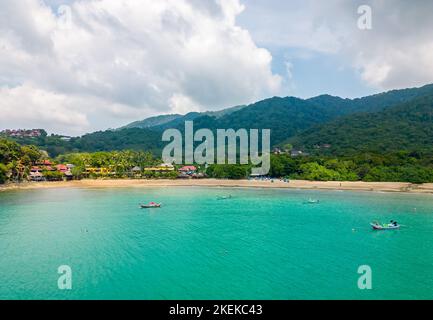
[0,187,432,299]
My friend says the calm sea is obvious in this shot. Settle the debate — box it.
[0,187,432,299]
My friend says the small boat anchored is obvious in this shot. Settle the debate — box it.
[217,195,232,200]
[370,221,400,230]
[304,198,320,204]
[140,202,162,208]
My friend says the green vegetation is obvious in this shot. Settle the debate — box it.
[142,170,179,180]
[290,95,433,155]
[265,152,433,184]
[120,114,182,129]
[5,128,163,157]
[3,84,433,184]
[0,138,43,183]
[2,134,433,184]
[6,84,433,159]
[0,163,8,184]
[56,150,160,178]
[206,164,251,180]
[43,170,64,181]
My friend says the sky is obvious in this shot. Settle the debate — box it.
[1,0,433,135]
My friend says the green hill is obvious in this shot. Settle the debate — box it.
[7,83,433,157]
[121,105,246,130]
[150,84,433,146]
[151,96,351,145]
[120,114,182,129]
[290,94,433,155]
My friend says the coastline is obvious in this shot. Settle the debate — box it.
[2,178,433,194]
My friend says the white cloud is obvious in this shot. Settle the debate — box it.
[3,0,433,135]
[351,1,433,90]
[0,0,282,135]
[240,0,433,91]
[168,93,200,115]
[0,85,89,135]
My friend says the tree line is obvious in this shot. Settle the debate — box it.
[2,137,433,184]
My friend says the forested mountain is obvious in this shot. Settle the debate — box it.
[148,84,433,146]
[120,114,182,129]
[4,83,433,156]
[3,128,163,156]
[147,97,340,145]
[122,105,246,130]
[290,94,433,155]
[68,128,163,154]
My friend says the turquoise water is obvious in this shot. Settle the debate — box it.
[0,187,432,300]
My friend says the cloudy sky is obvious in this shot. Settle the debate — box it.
[1,0,433,135]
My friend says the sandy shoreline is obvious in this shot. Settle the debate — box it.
[2,178,433,194]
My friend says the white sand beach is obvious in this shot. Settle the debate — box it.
[1,179,433,194]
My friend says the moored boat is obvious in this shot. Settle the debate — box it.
[370,222,400,230]
[217,195,232,200]
[140,202,162,208]
[304,198,319,204]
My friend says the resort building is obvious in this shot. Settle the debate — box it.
[178,166,197,175]
[1,129,44,138]
[55,164,68,172]
[130,166,142,177]
[144,163,175,172]
[29,171,44,181]
[85,167,114,175]
[55,164,73,180]
[29,162,74,181]
[37,160,53,166]
[31,166,41,173]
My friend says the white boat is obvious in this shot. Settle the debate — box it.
[304,198,319,204]
[140,202,161,208]
[217,195,232,200]
[370,222,400,230]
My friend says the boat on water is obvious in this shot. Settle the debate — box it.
[140,202,162,208]
[370,221,400,230]
[217,195,232,200]
[304,198,319,204]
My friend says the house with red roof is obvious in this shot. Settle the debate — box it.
[178,166,197,174]
[38,160,53,166]
[56,164,68,172]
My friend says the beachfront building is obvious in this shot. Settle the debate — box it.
[85,167,114,175]
[55,164,73,180]
[29,171,44,181]
[144,163,175,172]
[33,160,55,172]
[31,166,41,173]
[29,162,74,181]
[37,160,53,166]
[130,166,142,178]
[55,164,68,172]
[178,166,197,175]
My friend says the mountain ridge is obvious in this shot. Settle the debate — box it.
[4,83,433,156]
